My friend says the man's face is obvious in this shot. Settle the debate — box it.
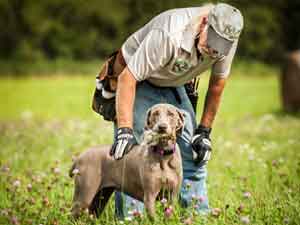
[197,25,223,59]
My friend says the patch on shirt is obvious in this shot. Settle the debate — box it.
[171,58,192,75]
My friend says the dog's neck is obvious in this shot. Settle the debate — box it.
[150,143,176,156]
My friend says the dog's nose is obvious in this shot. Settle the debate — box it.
[158,123,168,133]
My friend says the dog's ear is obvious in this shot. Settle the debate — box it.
[144,108,152,130]
[176,109,185,135]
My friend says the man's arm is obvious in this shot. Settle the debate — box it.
[200,75,226,128]
[110,67,137,160]
[191,75,226,164]
[116,67,137,128]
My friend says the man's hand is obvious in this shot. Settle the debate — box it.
[191,125,212,165]
[110,127,137,160]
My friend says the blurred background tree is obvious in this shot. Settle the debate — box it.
[0,0,298,63]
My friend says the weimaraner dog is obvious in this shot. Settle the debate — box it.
[69,104,184,218]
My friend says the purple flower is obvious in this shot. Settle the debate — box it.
[164,206,173,218]
[198,195,205,203]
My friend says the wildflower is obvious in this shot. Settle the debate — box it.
[191,194,196,200]
[42,197,50,207]
[283,217,289,224]
[272,160,279,167]
[72,168,80,175]
[198,195,205,203]
[1,165,10,173]
[193,204,199,210]
[1,209,9,216]
[132,210,141,218]
[125,216,133,221]
[53,167,60,175]
[183,217,193,225]
[27,197,36,205]
[10,216,19,225]
[240,215,250,224]
[243,192,252,199]
[211,208,221,217]
[160,198,167,205]
[13,180,21,188]
[27,183,32,192]
[236,204,244,214]
[164,206,173,218]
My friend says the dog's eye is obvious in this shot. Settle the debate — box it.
[152,111,160,117]
[167,111,175,117]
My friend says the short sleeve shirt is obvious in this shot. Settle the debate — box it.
[121,6,237,87]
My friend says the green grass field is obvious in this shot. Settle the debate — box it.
[1,62,300,225]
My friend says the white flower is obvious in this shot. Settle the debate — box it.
[72,168,80,175]
[53,167,60,174]
[125,216,133,221]
[243,192,252,199]
[240,215,250,224]
[13,180,21,188]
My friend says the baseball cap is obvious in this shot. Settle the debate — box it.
[207,3,244,56]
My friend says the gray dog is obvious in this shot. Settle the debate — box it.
[69,104,184,218]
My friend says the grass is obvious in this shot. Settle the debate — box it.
[0,61,300,225]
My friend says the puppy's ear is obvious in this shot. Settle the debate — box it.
[176,109,185,135]
[144,108,152,130]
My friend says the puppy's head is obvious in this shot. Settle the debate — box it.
[144,104,184,146]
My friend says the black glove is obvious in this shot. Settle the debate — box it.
[191,125,212,165]
[110,127,137,160]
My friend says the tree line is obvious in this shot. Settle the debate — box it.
[0,0,299,63]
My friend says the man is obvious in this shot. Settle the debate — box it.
[108,3,243,218]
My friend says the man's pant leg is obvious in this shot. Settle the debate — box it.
[165,86,210,213]
[114,82,162,219]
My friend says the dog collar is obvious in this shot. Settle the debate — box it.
[151,144,176,156]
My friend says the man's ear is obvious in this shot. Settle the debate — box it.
[199,16,208,33]
[176,109,185,135]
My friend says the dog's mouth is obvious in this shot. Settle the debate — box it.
[142,130,175,147]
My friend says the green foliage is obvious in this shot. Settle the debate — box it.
[0,0,299,64]
[0,68,300,224]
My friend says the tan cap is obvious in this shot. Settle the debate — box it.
[207,3,244,56]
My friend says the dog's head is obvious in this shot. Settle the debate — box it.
[143,104,184,146]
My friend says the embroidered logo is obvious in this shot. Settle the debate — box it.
[171,58,191,75]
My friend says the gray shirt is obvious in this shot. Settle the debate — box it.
[121,6,237,87]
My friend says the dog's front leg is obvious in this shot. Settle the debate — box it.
[144,192,157,220]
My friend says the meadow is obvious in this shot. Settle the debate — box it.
[0,62,300,225]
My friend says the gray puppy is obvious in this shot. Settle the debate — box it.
[69,104,184,218]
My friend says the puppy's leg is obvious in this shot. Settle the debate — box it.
[89,187,114,217]
[71,169,101,218]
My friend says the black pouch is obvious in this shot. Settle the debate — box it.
[184,78,200,113]
[92,84,116,121]
[92,51,119,121]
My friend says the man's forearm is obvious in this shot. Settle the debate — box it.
[116,67,137,128]
[200,76,226,128]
